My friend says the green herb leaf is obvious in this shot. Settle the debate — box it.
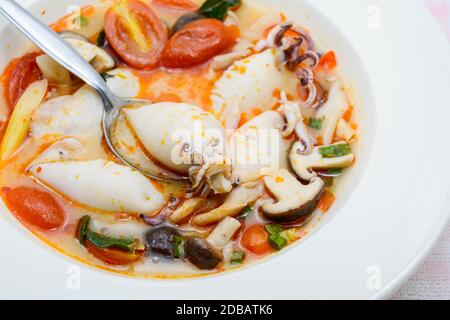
[238,206,252,219]
[198,0,241,21]
[96,30,106,47]
[308,118,323,130]
[73,15,88,28]
[268,234,287,250]
[85,230,136,252]
[230,251,246,264]
[76,215,91,245]
[264,224,282,235]
[172,235,185,258]
[318,143,352,158]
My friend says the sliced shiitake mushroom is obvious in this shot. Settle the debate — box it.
[289,141,355,180]
[185,237,222,270]
[192,182,264,226]
[262,169,325,223]
[145,226,181,258]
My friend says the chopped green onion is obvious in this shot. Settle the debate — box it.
[172,235,185,258]
[264,224,283,235]
[96,30,106,47]
[318,143,352,158]
[238,206,253,219]
[308,118,323,130]
[230,251,246,264]
[268,234,287,250]
[73,15,88,28]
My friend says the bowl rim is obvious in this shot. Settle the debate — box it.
[0,0,449,299]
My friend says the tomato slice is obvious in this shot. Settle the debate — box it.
[3,52,42,109]
[2,186,65,231]
[85,241,142,265]
[161,19,233,69]
[104,0,168,69]
[240,224,273,255]
[153,0,198,11]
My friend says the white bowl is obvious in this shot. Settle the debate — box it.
[0,0,449,299]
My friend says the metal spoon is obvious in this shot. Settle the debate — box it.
[0,0,183,182]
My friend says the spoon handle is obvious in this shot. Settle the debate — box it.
[0,0,118,108]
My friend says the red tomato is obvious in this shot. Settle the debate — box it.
[85,241,142,265]
[240,224,272,255]
[153,0,198,11]
[2,186,65,231]
[317,50,337,70]
[3,52,42,109]
[104,0,168,69]
[161,19,233,69]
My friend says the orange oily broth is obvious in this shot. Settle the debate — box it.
[0,0,355,278]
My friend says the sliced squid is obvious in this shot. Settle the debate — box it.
[211,40,253,71]
[230,111,291,184]
[316,81,349,145]
[28,159,164,214]
[30,85,103,141]
[211,49,283,115]
[29,137,86,166]
[124,102,227,175]
[104,68,140,99]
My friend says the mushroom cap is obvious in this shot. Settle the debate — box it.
[262,169,325,223]
[289,141,355,180]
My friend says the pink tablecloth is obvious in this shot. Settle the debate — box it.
[392,0,450,300]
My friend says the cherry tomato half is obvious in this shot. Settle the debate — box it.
[153,0,199,11]
[3,52,42,109]
[161,19,233,69]
[85,241,142,265]
[2,186,65,231]
[240,224,273,255]
[104,0,168,69]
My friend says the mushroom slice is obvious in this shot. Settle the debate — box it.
[192,183,264,226]
[290,141,355,180]
[262,168,325,223]
[28,159,164,214]
[36,55,71,85]
[185,237,222,270]
[169,198,205,224]
[36,38,115,85]
[65,38,115,72]
[206,217,241,249]
[316,81,349,145]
